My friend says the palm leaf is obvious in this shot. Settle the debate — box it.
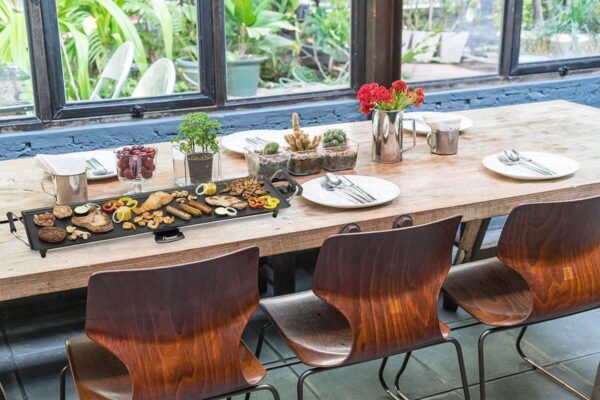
[150,0,173,59]
[94,0,147,72]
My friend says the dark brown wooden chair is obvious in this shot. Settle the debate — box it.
[59,247,280,400]
[444,195,600,400]
[0,382,6,400]
[255,216,469,400]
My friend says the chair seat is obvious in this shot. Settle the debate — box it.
[67,335,265,399]
[260,291,353,368]
[443,257,533,327]
[261,291,451,368]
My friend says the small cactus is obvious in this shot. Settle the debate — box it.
[323,129,348,148]
[285,113,322,152]
[262,142,280,155]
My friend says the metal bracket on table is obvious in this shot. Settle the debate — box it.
[154,228,185,244]
[270,169,302,203]
[6,211,38,252]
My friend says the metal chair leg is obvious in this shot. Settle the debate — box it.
[297,368,322,400]
[255,322,272,358]
[516,326,590,400]
[59,364,70,400]
[207,383,280,400]
[393,352,412,396]
[445,337,471,400]
[477,327,499,400]
[378,357,405,400]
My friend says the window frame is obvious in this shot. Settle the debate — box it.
[502,0,600,77]
[0,0,367,131]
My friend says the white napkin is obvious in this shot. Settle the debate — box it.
[423,115,462,132]
[35,154,86,176]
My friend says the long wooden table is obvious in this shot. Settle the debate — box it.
[0,100,599,301]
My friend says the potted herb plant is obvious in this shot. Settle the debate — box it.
[171,112,222,185]
[225,0,296,97]
[321,129,359,172]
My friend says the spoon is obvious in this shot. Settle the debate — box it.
[325,173,375,202]
[320,179,363,204]
[88,158,110,176]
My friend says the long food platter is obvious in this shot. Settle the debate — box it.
[8,176,295,257]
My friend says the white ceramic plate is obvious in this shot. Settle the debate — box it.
[482,151,580,181]
[85,151,117,181]
[402,112,474,135]
[302,175,400,209]
[221,129,288,155]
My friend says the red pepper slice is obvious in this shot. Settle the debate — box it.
[247,196,265,209]
[102,200,124,213]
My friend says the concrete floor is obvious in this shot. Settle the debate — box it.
[0,219,598,400]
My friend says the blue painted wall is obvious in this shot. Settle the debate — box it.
[0,74,598,160]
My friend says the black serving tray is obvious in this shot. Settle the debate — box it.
[8,175,297,258]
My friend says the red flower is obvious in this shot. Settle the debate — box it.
[391,80,408,94]
[410,88,425,107]
[373,86,392,103]
[357,83,380,115]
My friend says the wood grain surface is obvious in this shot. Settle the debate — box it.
[84,247,265,399]
[313,216,461,365]
[0,100,599,300]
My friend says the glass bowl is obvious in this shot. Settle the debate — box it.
[114,145,158,193]
[245,147,291,178]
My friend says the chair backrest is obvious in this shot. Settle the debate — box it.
[497,196,600,322]
[0,382,6,400]
[85,247,260,400]
[89,42,134,101]
[313,216,462,365]
[131,58,176,98]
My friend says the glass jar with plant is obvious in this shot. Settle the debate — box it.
[225,0,297,97]
[285,113,322,176]
[171,112,222,186]
[321,129,359,172]
[245,142,291,178]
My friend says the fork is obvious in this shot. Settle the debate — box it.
[320,179,364,204]
[497,153,551,176]
[509,150,556,175]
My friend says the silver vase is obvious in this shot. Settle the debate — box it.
[371,109,417,163]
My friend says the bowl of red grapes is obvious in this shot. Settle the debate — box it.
[114,145,157,192]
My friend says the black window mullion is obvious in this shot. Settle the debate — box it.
[211,0,227,106]
[25,0,53,122]
[499,0,522,77]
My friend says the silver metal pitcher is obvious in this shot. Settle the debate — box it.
[426,128,460,155]
[372,109,417,163]
[41,172,88,205]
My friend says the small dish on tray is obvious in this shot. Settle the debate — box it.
[302,175,400,209]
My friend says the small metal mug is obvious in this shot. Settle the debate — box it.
[427,128,460,155]
[41,173,88,205]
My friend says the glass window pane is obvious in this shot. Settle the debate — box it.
[0,0,35,120]
[56,0,199,103]
[519,0,600,63]
[401,0,502,82]
[225,0,352,99]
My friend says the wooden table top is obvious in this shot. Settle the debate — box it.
[0,100,599,301]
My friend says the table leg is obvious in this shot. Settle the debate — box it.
[444,219,491,311]
[269,253,296,296]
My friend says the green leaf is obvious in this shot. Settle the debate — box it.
[150,0,173,59]
[94,0,147,72]
[232,0,256,27]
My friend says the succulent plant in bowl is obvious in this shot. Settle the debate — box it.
[322,128,359,172]
[285,113,323,176]
[245,141,290,178]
